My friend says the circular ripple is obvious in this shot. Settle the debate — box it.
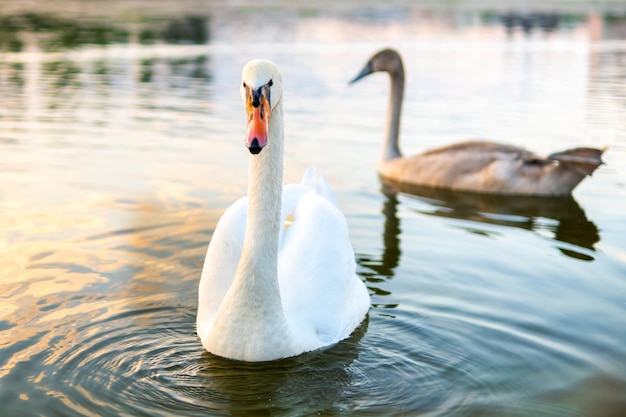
[36,302,372,416]
[16,289,607,417]
[40,303,198,414]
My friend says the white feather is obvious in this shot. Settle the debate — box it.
[196,60,369,361]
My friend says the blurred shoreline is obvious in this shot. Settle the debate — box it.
[1,0,626,19]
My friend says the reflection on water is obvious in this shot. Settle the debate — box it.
[0,206,371,415]
[382,181,600,261]
[194,326,366,416]
[0,13,209,53]
[358,178,601,289]
[1,1,626,416]
[1,55,213,122]
[358,190,402,281]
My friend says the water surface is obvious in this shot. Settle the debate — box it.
[1,2,626,416]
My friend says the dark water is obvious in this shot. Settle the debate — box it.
[1,2,626,416]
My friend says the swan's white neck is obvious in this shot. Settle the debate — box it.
[381,67,404,165]
[206,100,298,361]
[243,105,284,272]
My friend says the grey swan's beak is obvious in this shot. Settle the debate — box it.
[349,62,374,85]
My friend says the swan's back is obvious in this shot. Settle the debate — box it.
[381,140,604,196]
[279,169,369,347]
[198,169,369,356]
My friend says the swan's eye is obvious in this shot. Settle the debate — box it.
[242,82,247,88]
[268,79,273,87]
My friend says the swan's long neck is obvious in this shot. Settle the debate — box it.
[208,100,296,361]
[241,103,284,279]
[382,65,404,163]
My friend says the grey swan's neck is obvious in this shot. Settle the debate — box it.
[382,61,404,163]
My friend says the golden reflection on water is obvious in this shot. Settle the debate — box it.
[0,188,220,378]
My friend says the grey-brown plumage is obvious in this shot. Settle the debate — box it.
[350,48,605,196]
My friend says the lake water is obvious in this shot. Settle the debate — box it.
[1,1,626,416]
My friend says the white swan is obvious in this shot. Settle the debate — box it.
[196,59,370,362]
[350,48,605,196]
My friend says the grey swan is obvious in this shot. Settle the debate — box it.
[350,48,605,196]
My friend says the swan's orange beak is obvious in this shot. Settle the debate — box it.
[245,95,270,155]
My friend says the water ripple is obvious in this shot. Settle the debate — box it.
[7,301,369,416]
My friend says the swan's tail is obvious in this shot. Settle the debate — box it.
[548,147,606,176]
[300,166,339,207]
